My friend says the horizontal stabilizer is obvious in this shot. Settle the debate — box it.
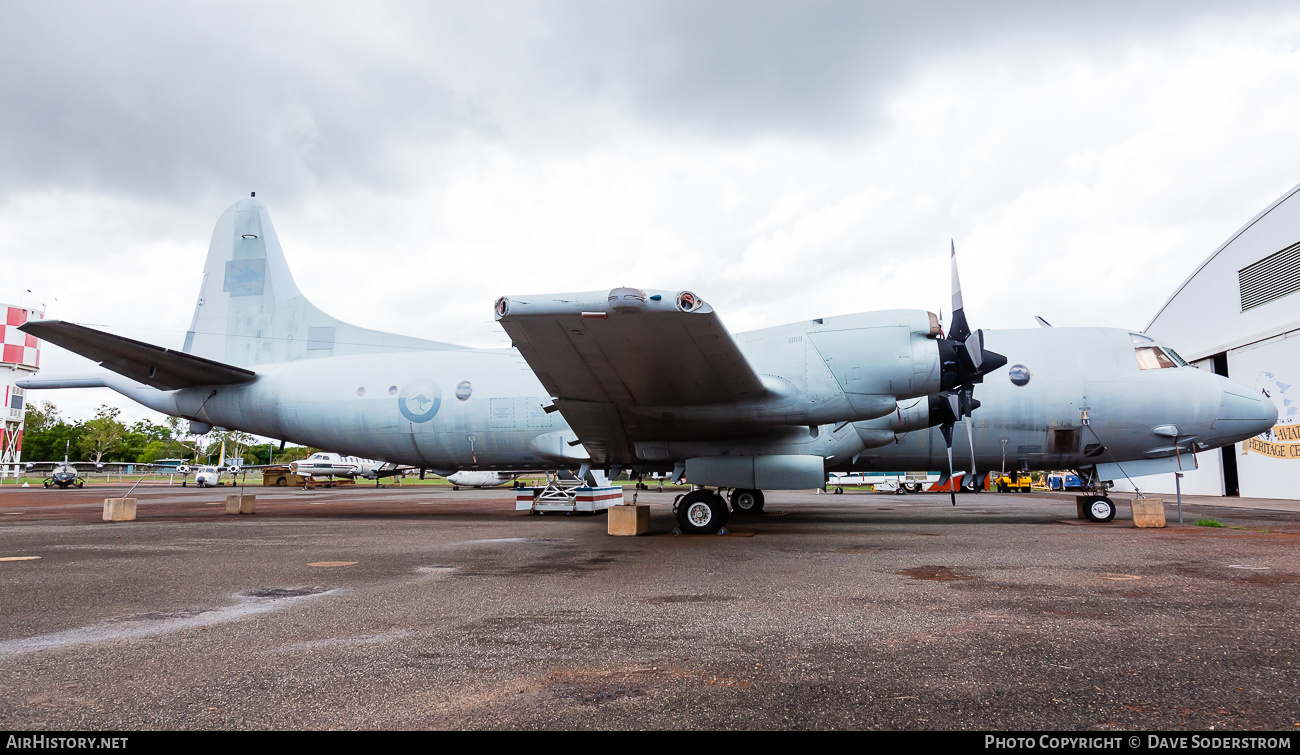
[20,320,257,391]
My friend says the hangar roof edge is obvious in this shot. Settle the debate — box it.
[1145,180,1300,333]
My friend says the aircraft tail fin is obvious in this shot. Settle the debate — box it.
[183,196,458,367]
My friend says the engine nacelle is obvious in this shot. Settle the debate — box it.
[685,455,825,490]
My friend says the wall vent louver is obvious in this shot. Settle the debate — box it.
[1239,240,1300,311]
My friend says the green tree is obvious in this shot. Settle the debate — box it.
[23,400,59,433]
[204,430,256,465]
[165,416,207,463]
[118,418,176,462]
[275,445,319,464]
[21,401,84,463]
[77,406,126,464]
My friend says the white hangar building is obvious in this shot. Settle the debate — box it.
[1131,182,1300,500]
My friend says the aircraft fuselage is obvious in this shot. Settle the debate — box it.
[105,321,1271,480]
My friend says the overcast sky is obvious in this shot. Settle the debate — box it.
[4,0,1300,428]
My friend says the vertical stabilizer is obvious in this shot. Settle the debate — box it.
[183,197,458,367]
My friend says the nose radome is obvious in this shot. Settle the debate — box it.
[1259,393,1280,428]
[1211,388,1278,444]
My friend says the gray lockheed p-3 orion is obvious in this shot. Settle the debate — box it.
[19,197,1277,534]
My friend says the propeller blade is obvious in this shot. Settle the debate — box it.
[940,420,956,506]
[963,331,984,370]
[965,415,977,493]
[949,240,972,344]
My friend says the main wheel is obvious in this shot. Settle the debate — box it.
[1083,495,1116,523]
[678,490,729,534]
[729,488,764,515]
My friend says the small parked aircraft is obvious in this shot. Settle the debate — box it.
[24,441,103,489]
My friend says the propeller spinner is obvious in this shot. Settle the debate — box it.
[934,241,1008,504]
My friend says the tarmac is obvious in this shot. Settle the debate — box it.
[0,482,1297,731]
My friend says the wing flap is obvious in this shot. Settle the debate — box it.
[20,320,257,390]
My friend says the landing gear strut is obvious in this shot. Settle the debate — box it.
[1077,467,1117,523]
[675,489,730,534]
[729,488,764,515]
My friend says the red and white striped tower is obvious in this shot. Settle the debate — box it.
[1,303,44,479]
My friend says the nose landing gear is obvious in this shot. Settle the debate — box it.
[1082,495,1117,523]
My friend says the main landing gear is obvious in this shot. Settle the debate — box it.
[675,489,730,534]
[673,487,771,534]
[729,488,765,515]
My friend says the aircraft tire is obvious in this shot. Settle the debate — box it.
[729,488,764,515]
[678,490,729,534]
[1083,496,1116,523]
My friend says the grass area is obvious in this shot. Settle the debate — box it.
[1195,519,1224,527]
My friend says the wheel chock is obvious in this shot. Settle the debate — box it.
[103,498,137,521]
[225,494,256,515]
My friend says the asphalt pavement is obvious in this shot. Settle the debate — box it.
[0,483,1297,730]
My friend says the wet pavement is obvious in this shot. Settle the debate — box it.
[0,483,1297,730]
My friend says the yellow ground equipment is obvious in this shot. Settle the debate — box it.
[996,473,1032,493]
[262,466,307,487]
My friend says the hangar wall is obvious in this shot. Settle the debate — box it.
[1120,182,1300,500]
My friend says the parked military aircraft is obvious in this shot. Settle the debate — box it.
[24,441,103,489]
[18,196,1276,534]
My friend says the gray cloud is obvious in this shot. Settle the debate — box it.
[0,0,1288,205]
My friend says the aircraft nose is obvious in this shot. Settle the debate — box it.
[1209,386,1278,444]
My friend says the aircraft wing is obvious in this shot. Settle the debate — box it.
[494,288,765,465]
[19,320,257,391]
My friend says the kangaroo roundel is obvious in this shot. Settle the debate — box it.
[399,379,442,423]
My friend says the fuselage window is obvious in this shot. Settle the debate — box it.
[1135,346,1178,370]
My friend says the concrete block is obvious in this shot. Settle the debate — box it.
[103,498,137,522]
[1131,497,1166,528]
[608,504,650,536]
[1075,495,1090,520]
[225,493,256,515]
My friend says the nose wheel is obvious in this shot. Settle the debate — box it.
[1082,495,1117,523]
[676,490,730,534]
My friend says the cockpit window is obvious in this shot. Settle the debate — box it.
[1135,346,1179,370]
[1130,333,1155,344]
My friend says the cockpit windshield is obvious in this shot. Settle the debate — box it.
[1130,333,1188,370]
[1135,346,1179,370]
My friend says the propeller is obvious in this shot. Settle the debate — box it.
[933,241,1008,504]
